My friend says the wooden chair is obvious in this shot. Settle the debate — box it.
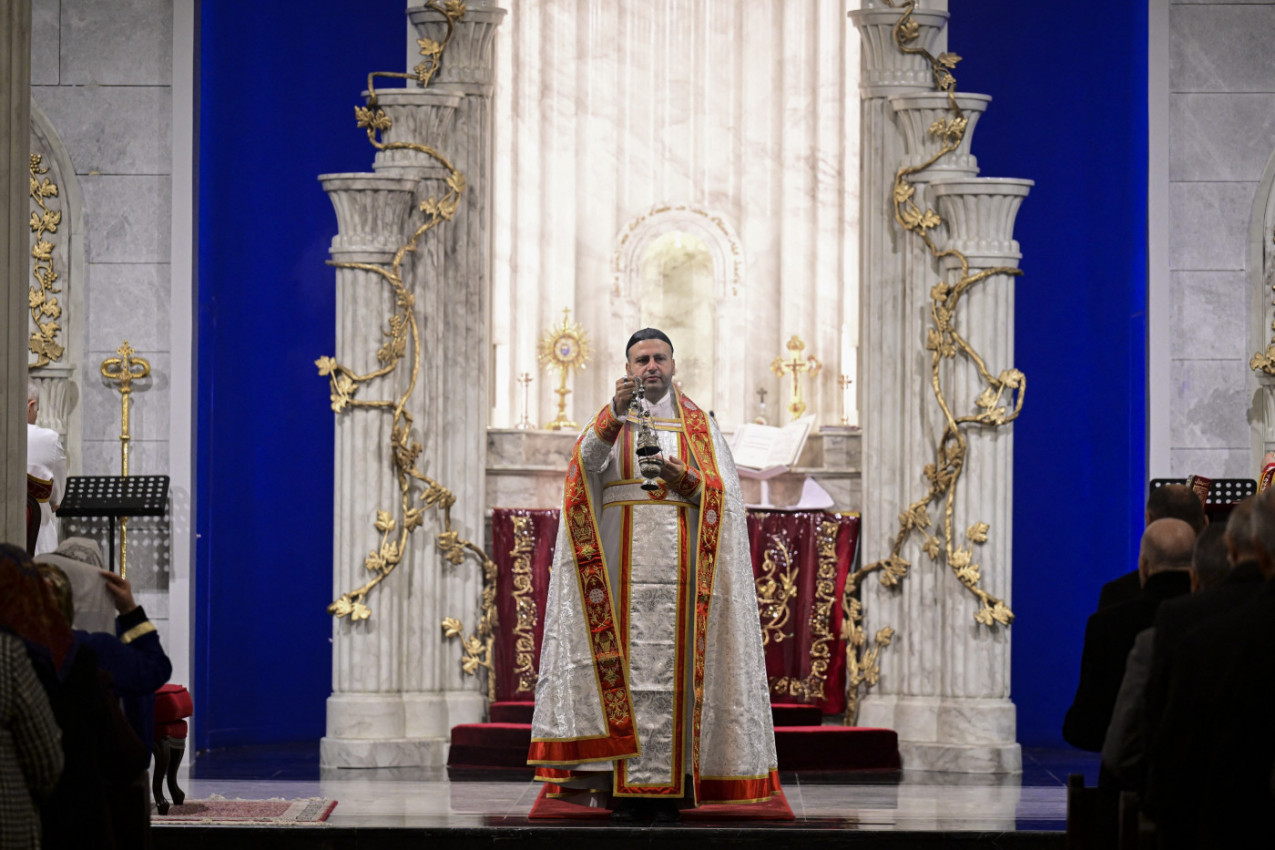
[153,684,193,814]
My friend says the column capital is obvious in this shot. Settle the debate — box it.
[320,173,420,258]
[407,6,508,97]
[930,178,1034,270]
[365,89,463,178]
[849,7,949,99]
[889,92,991,181]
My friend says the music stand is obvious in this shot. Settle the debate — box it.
[56,475,170,573]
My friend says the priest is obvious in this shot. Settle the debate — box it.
[528,328,780,819]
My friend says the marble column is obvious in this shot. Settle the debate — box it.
[930,177,1030,772]
[853,2,1029,772]
[320,173,428,767]
[321,6,505,769]
[406,2,505,709]
[847,0,946,755]
[1,0,31,543]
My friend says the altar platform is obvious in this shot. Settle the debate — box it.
[150,742,1091,849]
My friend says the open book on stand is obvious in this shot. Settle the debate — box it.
[729,413,816,476]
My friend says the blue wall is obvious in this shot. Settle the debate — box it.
[950,3,1149,745]
[196,1,405,748]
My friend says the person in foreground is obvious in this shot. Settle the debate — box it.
[528,329,780,821]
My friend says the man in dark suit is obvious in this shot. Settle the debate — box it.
[1101,522,1229,795]
[1063,519,1194,753]
[1097,484,1206,611]
[1148,491,1275,848]
[1145,498,1263,736]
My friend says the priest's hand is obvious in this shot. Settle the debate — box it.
[659,455,686,482]
[613,375,637,413]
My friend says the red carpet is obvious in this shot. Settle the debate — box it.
[528,785,795,820]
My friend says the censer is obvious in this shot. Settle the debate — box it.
[629,381,663,491]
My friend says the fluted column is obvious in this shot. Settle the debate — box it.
[928,177,1030,771]
[848,0,948,752]
[1,0,31,544]
[857,89,994,765]
[405,3,506,736]
[319,174,427,767]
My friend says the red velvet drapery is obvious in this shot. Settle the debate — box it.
[489,507,860,714]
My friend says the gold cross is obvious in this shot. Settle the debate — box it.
[99,340,151,579]
[771,335,821,421]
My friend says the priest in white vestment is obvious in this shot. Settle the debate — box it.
[26,381,67,556]
[529,329,780,816]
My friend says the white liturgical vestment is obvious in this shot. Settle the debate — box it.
[27,423,67,556]
[529,387,780,806]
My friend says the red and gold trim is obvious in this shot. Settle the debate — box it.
[668,466,702,501]
[526,414,639,767]
[676,392,727,803]
[698,769,783,805]
[26,474,53,503]
[593,402,624,445]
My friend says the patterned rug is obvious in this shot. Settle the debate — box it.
[154,796,337,824]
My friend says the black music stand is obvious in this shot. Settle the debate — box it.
[56,475,170,573]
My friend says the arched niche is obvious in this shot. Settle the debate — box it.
[28,97,85,468]
[610,204,745,427]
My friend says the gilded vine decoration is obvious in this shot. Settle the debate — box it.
[28,154,64,367]
[754,535,798,647]
[510,516,539,695]
[859,0,1020,627]
[320,1,496,668]
[840,0,1022,717]
[1249,225,1275,375]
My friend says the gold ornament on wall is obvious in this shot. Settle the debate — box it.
[538,308,592,431]
[1250,224,1275,375]
[28,154,64,367]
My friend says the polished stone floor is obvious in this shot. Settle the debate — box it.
[159,742,1094,833]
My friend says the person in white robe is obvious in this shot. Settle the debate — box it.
[529,329,780,817]
[26,381,67,556]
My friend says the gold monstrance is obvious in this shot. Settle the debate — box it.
[771,334,821,421]
[99,340,151,578]
[538,308,592,431]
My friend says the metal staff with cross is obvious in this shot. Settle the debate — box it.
[770,335,821,422]
[99,340,150,578]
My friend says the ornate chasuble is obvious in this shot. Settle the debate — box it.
[528,389,781,805]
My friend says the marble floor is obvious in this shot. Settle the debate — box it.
[153,742,1093,836]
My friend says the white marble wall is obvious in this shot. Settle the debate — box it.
[28,1,179,639]
[1163,1,1275,478]
[490,0,860,432]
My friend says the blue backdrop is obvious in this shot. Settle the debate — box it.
[196,1,1149,750]
[196,0,406,747]
[950,3,1149,745]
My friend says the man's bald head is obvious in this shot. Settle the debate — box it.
[1138,518,1197,585]
[1224,496,1257,564]
[1146,483,1207,534]
[1250,489,1275,578]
